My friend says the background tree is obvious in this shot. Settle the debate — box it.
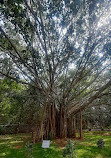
[83,86,111,129]
[0,78,24,125]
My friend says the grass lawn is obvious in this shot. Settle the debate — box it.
[0,131,111,158]
[76,131,111,158]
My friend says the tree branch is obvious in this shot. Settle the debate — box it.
[68,79,111,115]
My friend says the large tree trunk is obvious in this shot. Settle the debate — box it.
[48,103,56,139]
[79,110,83,139]
[59,106,67,138]
[37,102,47,141]
[67,115,76,138]
[60,106,64,138]
[37,78,111,141]
[73,115,76,138]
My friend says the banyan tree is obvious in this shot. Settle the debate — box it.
[0,0,111,141]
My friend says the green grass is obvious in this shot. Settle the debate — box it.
[0,134,30,158]
[0,134,62,158]
[33,143,63,158]
[76,131,111,158]
[0,131,111,158]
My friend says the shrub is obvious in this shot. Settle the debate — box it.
[97,139,104,149]
[63,140,76,158]
[25,141,33,158]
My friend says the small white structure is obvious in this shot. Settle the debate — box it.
[42,140,50,148]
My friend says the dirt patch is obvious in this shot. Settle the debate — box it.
[102,133,111,136]
[54,137,83,148]
[14,145,22,149]
[54,139,67,147]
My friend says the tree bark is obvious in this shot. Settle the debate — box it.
[79,110,83,139]
[38,102,47,141]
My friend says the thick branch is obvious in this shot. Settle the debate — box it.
[69,79,111,115]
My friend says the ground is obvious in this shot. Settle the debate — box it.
[0,131,111,158]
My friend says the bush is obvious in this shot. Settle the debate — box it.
[63,140,76,158]
[97,139,104,149]
[25,141,33,158]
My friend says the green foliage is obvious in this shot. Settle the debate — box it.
[25,141,33,158]
[97,138,104,149]
[0,78,25,125]
[63,140,76,158]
